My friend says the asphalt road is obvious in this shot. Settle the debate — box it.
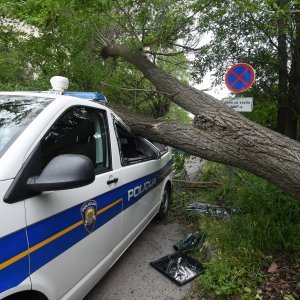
[84,218,192,300]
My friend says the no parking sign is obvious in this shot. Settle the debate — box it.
[225,63,255,93]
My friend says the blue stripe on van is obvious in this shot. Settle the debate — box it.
[0,229,29,293]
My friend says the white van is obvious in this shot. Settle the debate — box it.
[0,80,172,300]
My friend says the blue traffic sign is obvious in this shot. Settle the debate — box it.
[225,63,255,93]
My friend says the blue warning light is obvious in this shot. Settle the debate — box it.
[64,92,107,101]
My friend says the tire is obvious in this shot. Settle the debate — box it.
[3,291,48,300]
[156,185,171,219]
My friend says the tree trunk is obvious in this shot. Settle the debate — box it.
[287,5,300,139]
[277,4,297,139]
[102,44,300,199]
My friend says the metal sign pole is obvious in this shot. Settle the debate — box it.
[228,165,234,188]
[225,61,255,188]
[228,91,241,188]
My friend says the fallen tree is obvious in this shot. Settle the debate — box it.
[173,180,223,192]
[101,44,300,199]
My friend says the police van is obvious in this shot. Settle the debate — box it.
[0,77,172,300]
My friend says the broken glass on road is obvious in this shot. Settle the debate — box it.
[173,231,206,252]
[186,202,241,219]
[150,252,204,285]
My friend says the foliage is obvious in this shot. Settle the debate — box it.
[1,0,299,133]
[199,260,244,297]
[172,161,300,297]
[0,0,193,118]
[198,163,300,256]
[1,0,297,134]
[222,174,300,255]
[192,0,300,136]
[165,104,192,124]
[192,0,280,85]
[1,1,300,296]
[172,151,190,175]
[246,96,278,130]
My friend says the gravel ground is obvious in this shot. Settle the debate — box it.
[84,218,192,300]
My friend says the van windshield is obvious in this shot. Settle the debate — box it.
[0,95,53,156]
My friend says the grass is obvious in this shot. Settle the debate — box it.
[171,160,300,298]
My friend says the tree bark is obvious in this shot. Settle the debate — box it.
[102,44,300,199]
[276,0,298,139]
[287,4,300,139]
[277,4,297,138]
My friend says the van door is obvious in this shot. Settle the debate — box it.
[22,106,121,299]
[112,120,163,242]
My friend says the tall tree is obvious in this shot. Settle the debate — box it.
[0,0,192,118]
[2,0,300,199]
[192,0,300,139]
[101,44,300,199]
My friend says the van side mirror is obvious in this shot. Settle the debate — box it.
[27,154,95,192]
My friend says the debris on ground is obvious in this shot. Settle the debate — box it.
[198,241,218,261]
[259,257,300,299]
[173,231,206,252]
[267,262,279,274]
[186,202,241,219]
[150,252,205,286]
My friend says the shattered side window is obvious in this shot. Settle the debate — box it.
[152,142,168,155]
[113,121,158,165]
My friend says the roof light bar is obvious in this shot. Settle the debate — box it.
[15,76,108,101]
[64,92,107,101]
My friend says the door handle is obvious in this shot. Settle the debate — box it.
[107,177,119,185]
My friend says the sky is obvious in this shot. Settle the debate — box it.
[190,33,232,101]
[194,73,231,101]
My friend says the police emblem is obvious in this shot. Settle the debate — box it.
[81,200,97,233]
